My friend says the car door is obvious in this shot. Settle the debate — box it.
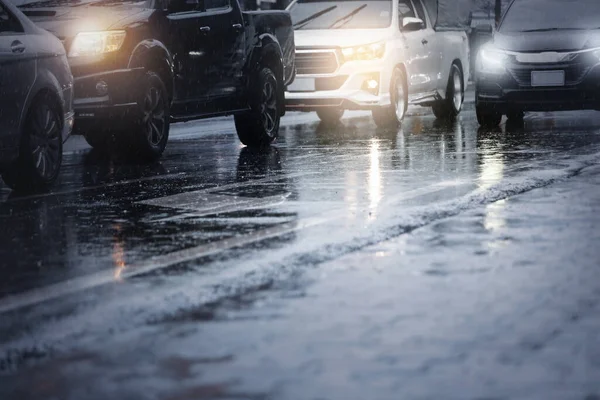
[411,0,439,93]
[201,0,246,106]
[0,2,36,153]
[398,0,435,97]
[165,0,212,115]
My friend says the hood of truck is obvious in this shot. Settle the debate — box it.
[17,1,149,40]
[293,28,391,49]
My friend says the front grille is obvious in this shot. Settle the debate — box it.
[296,51,339,75]
[316,76,348,91]
[507,60,591,87]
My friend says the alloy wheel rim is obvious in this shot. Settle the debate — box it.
[143,86,166,146]
[395,74,405,121]
[453,70,463,111]
[261,79,278,137]
[30,104,61,179]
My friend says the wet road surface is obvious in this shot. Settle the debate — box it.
[1,91,600,399]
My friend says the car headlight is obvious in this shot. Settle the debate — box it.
[342,42,386,62]
[477,45,508,74]
[69,31,126,58]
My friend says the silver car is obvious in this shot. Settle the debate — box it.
[0,0,73,192]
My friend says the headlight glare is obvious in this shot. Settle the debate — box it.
[593,49,600,62]
[478,46,508,74]
[69,31,126,58]
[342,42,386,62]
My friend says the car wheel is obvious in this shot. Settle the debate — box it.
[432,64,464,120]
[83,127,111,153]
[1,93,63,192]
[316,108,344,125]
[506,110,525,121]
[372,67,408,128]
[476,103,503,127]
[126,71,170,162]
[235,67,280,147]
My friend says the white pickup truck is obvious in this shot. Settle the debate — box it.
[285,0,470,127]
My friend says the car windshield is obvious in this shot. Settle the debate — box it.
[288,0,392,30]
[500,0,600,33]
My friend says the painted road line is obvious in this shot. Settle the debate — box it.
[2,172,186,203]
[139,171,315,209]
[0,181,467,315]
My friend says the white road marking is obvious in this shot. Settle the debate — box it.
[0,181,465,314]
[2,172,186,203]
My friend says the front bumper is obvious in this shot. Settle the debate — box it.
[72,68,145,134]
[285,56,393,112]
[476,64,600,112]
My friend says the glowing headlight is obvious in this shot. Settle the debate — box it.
[593,49,600,62]
[477,45,508,74]
[342,42,386,62]
[69,31,126,58]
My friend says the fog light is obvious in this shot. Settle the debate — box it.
[362,74,380,94]
[96,80,109,96]
[367,79,378,90]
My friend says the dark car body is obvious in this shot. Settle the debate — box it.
[15,0,295,156]
[475,0,600,125]
[0,0,73,169]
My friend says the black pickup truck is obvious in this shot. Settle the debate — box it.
[16,0,295,160]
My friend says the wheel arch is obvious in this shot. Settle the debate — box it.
[247,36,285,115]
[128,40,175,103]
[20,70,65,141]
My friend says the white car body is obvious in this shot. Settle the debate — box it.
[285,0,470,115]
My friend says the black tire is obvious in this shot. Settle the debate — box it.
[83,127,111,153]
[476,103,503,127]
[316,108,344,125]
[506,110,525,121]
[124,71,170,162]
[235,67,280,147]
[432,64,464,120]
[1,92,63,192]
[372,67,408,128]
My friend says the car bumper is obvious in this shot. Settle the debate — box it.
[72,68,145,134]
[285,57,393,111]
[476,65,600,112]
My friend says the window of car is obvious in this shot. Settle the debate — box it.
[165,0,203,13]
[411,0,426,27]
[500,0,600,33]
[0,3,24,33]
[397,0,414,20]
[288,0,393,30]
[205,0,229,11]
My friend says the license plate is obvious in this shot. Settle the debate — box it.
[531,70,565,87]
[288,78,315,92]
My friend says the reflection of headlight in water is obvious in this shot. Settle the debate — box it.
[368,139,382,220]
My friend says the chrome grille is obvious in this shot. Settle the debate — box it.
[506,51,593,87]
[295,50,339,75]
[508,63,590,87]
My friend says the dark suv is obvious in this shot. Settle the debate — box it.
[17,0,296,160]
[475,0,600,127]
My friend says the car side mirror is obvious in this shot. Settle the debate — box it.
[402,17,424,32]
[474,23,493,34]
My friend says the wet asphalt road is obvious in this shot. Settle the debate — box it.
[1,89,600,399]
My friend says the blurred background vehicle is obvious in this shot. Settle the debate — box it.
[475,0,600,127]
[284,0,470,127]
[0,0,73,192]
